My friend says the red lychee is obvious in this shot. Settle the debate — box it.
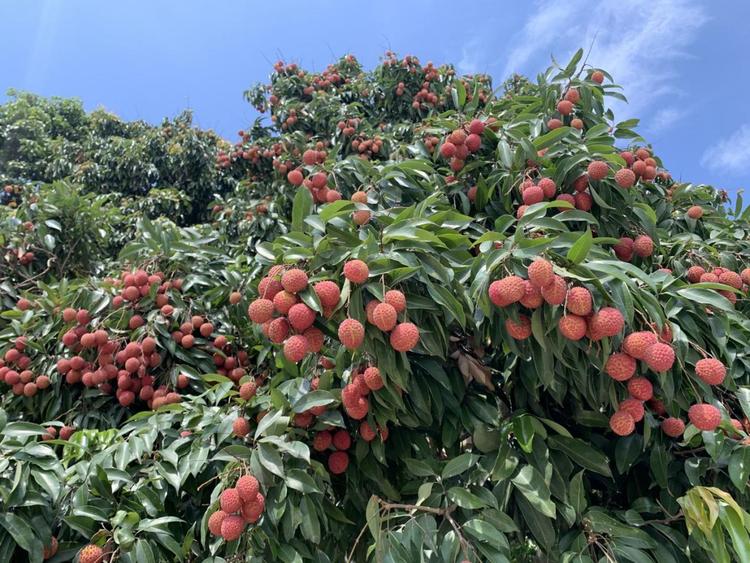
[541,275,567,305]
[695,358,726,386]
[619,398,645,422]
[557,100,574,115]
[314,281,340,308]
[332,429,352,450]
[687,205,703,219]
[644,343,675,373]
[273,290,297,314]
[284,335,309,362]
[538,177,556,199]
[288,303,316,331]
[614,168,636,188]
[661,417,686,438]
[605,353,636,381]
[589,307,624,339]
[384,290,406,312]
[622,331,658,360]
[565,287,592,316]
[220,488,242,513]
[232,417,250,437]
[559,315,587,341]
[372,303,398,331]
[237,475,260,502]
[328,451,349,474]
[248,299,274,324]
[343,260,369,284]
[488,276,525,307]
[505,315,532,340]
[523,185,544,205]
[78,544,104,563]
[313,431,332,452]
[364,366,384,390]
[527,258,554,289]
[610,410,635,436]
[587,161,609,181]
[688,403,721,431]
[390,322,419,352]
[338,319,365,350]
[281,269,308,293]
[627,377,653,401]
[633,235,653,258]
[221,514,246,541]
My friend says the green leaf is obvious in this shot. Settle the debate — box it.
[447,487,487,509]
[442,453,480,479]
[729,448,750,492]
[548,436,612,477]
[258,442,285,477]
[511,466,556,518]
[566,228,593,264]
[291,187,313,232]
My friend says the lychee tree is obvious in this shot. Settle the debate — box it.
[1,49,750,562]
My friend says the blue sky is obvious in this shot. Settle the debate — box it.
[1,0,748,202]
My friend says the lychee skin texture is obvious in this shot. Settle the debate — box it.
[688,404,722,431]
[221,514,246,541]
[332,429,352,450]
[566,287,592,316]
[564,88,580,104]
[390,322,420,352]
[558,315,587,341]
[338,319,365,350]
[605,353,636,381]
[587,160,609,181]
[273,290,297,314]
[627,377,654,401]
[343,260,369,284]
[527,259,554,289]
[236,475,260,502]
[687,205,703,219]
[281,269,308,293]
[589,307,624,339]
[328,451,349,474]
[313,431,332,452]
[523,185,544,205]
[644,343,675,373]
[384,290,407,312]
[288,303,316,332]
[232,417,250,437]
[686,266,706,283]
[695,358,726,386]
[538,177,556,198]
[591,70,604,84]
[78,544,104,563]
[284,335,309,363]
[541,275,567,305]
[557,99,574,115]
[623,331,658,360]
[303,327,324,353]
[359,421,377,441]
[610,410,635,436]
[719,270,743,289]
[613,237,634,261]
[662,417,686,438]
[488,276,525,307]
[614,168,636,188]
[619,398,645,422]
[505,315,532,340]
[520,280,544,309]
[633,235,654,258]
[208,510,227,536]
[364,366,384,390]
[314,281,340,308]
[372,303,398,331]
[220,488,242,513]
[267,317,290,343]
[248,299,275,324]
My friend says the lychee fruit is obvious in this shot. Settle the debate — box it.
[248,299,274,324]
[78,544,104,563]
[303,327,324,353]
[686,266,706,283]
[557,100,574,115]
[284,335,309,362]
[541,275,567,305]
[591,70,604,84]
[564,88,580,104]
[633,235,653,258]
[505,315,532,340]
[627,377,653,401]
[538,178,556,199]
[313,431,332,452]
[220,488,242,513]
[343,260,369,284]
[565,287,592,316]
[288,303,316,331]
[364,366,384,390]
[613,237,634,262]
[273,290,298,314]
[661,417,686,438]
[236,475,260,502]
[610,410,635,436]
[614,168,636,188]
[338,319,365,350]
[527,258,554,289]
[688,404,721,431]
[644,343,675,373]
[359,421,377,441]
[589,307,624,339]
[314,281,340,308]
[587,160,609,181]
[221,514,246,541]
[695,358,726,386]
[390,322,419,352]
[328,451,349,474]
[332,429,351,450]
[372,303,398,331]
[281,269,308,293]
[719,271,743,289]
[558,315,587,341]
[384,290,407,312]
[523,185,544,205]
[687,205,703,219]
[239,380,257,400]
[619,398,645,422]
[232,417,250,437]
[488,276,525,307]
[267,317,290,343]
[605,353,636,381]
[520,280,544,309]
[622,331,658,360]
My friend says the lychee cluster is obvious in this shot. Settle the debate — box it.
[616,147,663,185]
[548,87,584,131]
[365,289,420,352]
[0,336,50,396]
[340,365,384,422]
[487,258,625,344]
[439,119,485,172]
[612,234,654,262]
[685,264,748,305]
[208,474,265,541]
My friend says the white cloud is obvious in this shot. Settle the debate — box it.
[457,39,481,75]
[648,107,684,133]
[502,0,708,123]
[701,124,750,174]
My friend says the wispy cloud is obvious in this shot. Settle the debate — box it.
[648,107,685,134]
[502,0,708,123]
[701,124,750,174]
[457,39,481,75]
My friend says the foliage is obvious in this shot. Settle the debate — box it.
[1,50,750,563]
